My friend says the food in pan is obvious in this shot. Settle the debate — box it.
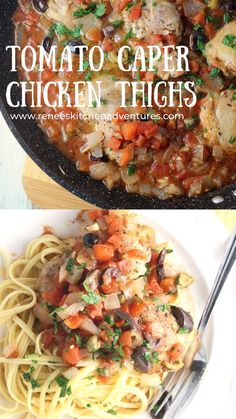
[0,210,195,418]
[13,0,236,199]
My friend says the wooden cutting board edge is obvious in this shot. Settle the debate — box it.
[22,158,96,209]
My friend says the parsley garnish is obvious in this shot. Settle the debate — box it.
[96,367,108,376]
[127,164,136,176]
[231,92,236,101]
[229,136,236,144]
[23,366,40,390]
[125,28,135,41]
[157,304,169,312]
[66,258,75,272]
[112,20,123,28]
[49,23,82,38]
[55,375,72,398]
[74,3,106,19]
[82,283,101,304]
[178,327,189,334]
[104,315,114,325]
[107,409,117,415]
[224,12,232,24]
[222,34,236,50]
[209,68,220,79]
[78,262,87,270]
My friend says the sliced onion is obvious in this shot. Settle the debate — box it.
[134,147,147,155]
[64,292,83,305]
[91,145,103,158]
[124,276,146,300]
[121,168,139,185]
[192,145,204,166]
[58,302,87,320]
[139,184,152,195]
[104,293,121,310]
[81,317,99,335]
[83,269,101,291]
[183,0,205,18]
[59,262,67,283]
[80,132,100,153]
[212,145,223,161]
[90,162,113,179]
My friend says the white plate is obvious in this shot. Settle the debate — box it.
[0,210,235,419]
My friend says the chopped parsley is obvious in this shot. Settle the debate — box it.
[197,37,206,55]
[127,164,136,176]
[231,92,236,101]
[193,24,202,31]
[75,334,82,345]
[112,20,123,29]
[23,366,40,390]
[157,304,169,312]
[124,28,135,41]
[229,136,236,144]
[143,351,159,364]
[84,72,92,81]
[55,375,72,398]
[222,34,236,50]
[178,327,189,334]
[206,15,220,29]
[209,68,220,79]
[66,257,75,272]
[184,116,199,130]
[166,249,173,254]
[49,23,82,38]
[87,403,92,408]
[104,315,114,325]
[78,262,87,270]
[107,409,117,415]
[96,367,108,376]
[74,3,106,19]
[224,12,232,24]
[82,283,101,304]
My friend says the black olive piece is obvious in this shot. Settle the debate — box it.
[221,1,236,12]
[150,391,172,419]
[89,154,109,162]
[115,309,140,330]
[133,346,151,372]
[67,39,86,54]
[189,30,207,52]
[42,36,53,54]
[171,306,194,332]
[156,248,167,281]
[83,233,99,248]
[32,0,48,13]
[102,24,115,38]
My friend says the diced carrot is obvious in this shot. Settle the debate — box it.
[86,28,103,42]
[42,287,64,306]
[107,137,121,151]
[129,300,145,317]
[147,270,164,295]
[205,22,216,39]
[127,249,147,259]
[107,233,122,249]
[128,3,142,21]
[167,342,185,362]
[63,345,81,365]
[160,277,177,294]
[98,375,111,384]
[192,10,205,25]
[102,37,114,51]
[87,302,103,320]
[117,259,132,275]
[119,145,134,167]
[93,244,114,262]
[101,278,118,294]
[122,121,139,141]
[64,313,85,329]
[119,331,132,347]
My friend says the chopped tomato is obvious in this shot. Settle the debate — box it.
[167,342,185,362]
[147,270,163,295]
[88,210,106,221]
[123,345,133,358]
[42,287,64,306]
[119,331,132,347]
[122,121,139,141]
[116,0,131,12]
[41,330,54,349]
[160,277,177,294]
[101,278,118,294]
[87,302,103,320]
[151,161,170,178]
[120,301,130,313]
[119,144,134,167]
[107,136,121,151]
[107,233,122,249]
[127,249,147,259]
[145,34,163,44]
[129,300,145,317]
[113,107,128,124]
[64,313,85,329]
[63,344,81,365]
[128,3,142,21]
[7,349,19,359]
[106,213,124,235]
[163,34,177,46]
[192,10,205,25]
[98,375,111,384]
[86,28,103,42]
[93,244,114,262]
[102,37,114,51]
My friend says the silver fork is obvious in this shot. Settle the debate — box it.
[149,227,236,419]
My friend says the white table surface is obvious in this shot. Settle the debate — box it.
[0,111,33,209]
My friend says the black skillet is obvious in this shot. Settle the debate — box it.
[0,0,235,209]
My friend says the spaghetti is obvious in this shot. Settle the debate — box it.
[0,211,195,418]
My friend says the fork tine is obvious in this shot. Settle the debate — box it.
[150,367,187,417]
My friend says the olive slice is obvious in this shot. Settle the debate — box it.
[133,346,151,372]
[171,306,194,332]
[32,0,48,13]
[42,36,53,54]
[67,39,86,54]
[156,248,167,281]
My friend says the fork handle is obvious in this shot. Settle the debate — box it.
[197,227,236,337]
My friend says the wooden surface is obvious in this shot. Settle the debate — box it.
[22,157,96,209]
[0,112,33,209]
